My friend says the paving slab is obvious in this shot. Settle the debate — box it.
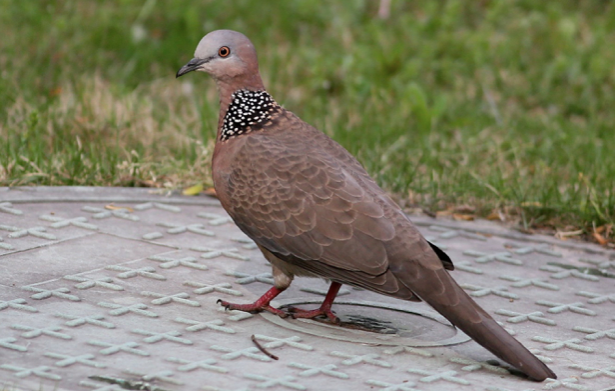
[1,186,614,391]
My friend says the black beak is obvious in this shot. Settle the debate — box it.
[176,57,208,78]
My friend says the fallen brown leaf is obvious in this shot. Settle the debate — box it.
[140,180,158,188]
[486,212,502,221]
[593,231,608,245]
[555,229,583,240]
[453,213,475,221]
[454,204,475,214]
[105,204,134,212]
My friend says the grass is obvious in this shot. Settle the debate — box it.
[1,1,614,245]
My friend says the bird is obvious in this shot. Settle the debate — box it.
[176,29,556,381]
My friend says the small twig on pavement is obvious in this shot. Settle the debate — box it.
[251,334,279,360]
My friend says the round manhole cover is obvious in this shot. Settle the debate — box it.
[261,298,471,347]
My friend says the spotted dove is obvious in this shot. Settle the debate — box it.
[177,29,556,381]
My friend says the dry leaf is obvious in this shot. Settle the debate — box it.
[140,180,158,188]
[486,212,502,221]
[454,204,475,214]
[453,213,475,221]
[182,184,204,196]
[555,229,583,240]
[593,231,608,245]
[104,204,134,212]
[204,187,217,198]
[521,201,542,207]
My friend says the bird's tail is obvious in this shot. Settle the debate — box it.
[418,273,556,381]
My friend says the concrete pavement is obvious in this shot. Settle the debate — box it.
[1,186,614,391]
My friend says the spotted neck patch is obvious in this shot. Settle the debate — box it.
[220,89,279,141]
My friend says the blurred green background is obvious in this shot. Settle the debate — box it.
[1,1,614,244]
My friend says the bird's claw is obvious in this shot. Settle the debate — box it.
[217,299,232,312]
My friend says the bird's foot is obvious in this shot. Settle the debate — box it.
[216,286,288,317]
[217,299,289,317]
[281,282,342,323]
[284,306,339,323]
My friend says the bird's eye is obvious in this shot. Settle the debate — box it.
[218,46,231,57]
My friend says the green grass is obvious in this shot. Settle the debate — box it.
[1,1,614,244]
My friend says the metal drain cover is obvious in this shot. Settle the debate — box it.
[262,299,471,347]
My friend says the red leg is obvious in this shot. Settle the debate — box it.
[218,286,287,317]
[286,282,342,322]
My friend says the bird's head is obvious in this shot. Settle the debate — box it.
[176,29,264,90]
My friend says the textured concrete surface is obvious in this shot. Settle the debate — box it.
[0,186,614,391]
